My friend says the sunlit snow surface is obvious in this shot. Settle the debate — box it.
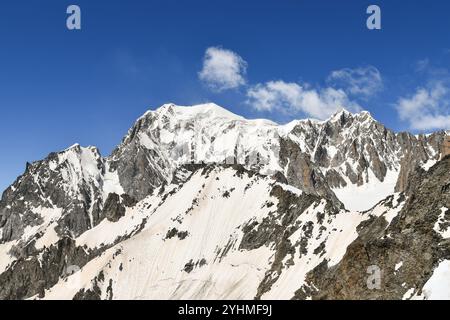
[44,168,279,299]
[332,169,399,211]
[39,167,374,300]
[422,260,450,299]
[406,260,450,300]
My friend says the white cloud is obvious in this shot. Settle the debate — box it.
[395,82,450,130]
[197,48,370,120]
[327,66,383,98]
[246,80,362,120]
[199,47,247,92]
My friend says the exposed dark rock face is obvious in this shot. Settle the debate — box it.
[294,157,450,300]
[108,113,173,201]
[278,138,342,208]
[183,260,195,273]
[103,193,126,222]
[395,132,444,192]
[73,273,104,300]
[165,227,189,240]
[182,258,208,274]
[443,136,450,158]
[0,238,94,300]
[73,288,102,300]
[120,194,137,208]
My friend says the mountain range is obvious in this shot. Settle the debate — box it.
[0,103,449,300]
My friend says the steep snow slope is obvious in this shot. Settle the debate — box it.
[419,260,450,299]
[37,162,444,300]
[40,165,371,300]
[332,169,399,211]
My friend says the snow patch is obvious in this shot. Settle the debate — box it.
[421,159,437,171]
[421,260,450,300]
[275,183,303,196]
[434,207,450,238]
[0,241,17,274]
[102,164,124,199]
[35,223,60,250]
[332,169,399,211]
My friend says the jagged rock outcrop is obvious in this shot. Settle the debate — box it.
[278,137,342,208]
[395,132,445,192]
[294,156,450,300]
[102,193,137,222]
[109,119,169,201]
[102,193,126,222]
[0,237,95,300]
[0,145,105,244]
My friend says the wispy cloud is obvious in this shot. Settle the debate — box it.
[245,66,383,120]
[327,66,383,99]
[198,47,247,92]
[246,80,361,120]
[395,82,450,131]
[394,59,450,131]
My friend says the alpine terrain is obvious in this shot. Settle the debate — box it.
[0,103,449,300]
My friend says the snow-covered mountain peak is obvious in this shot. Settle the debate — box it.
[61,143,100,156]
[51,144,103,178]
[326,108,375,126]
[150,102,245,122]
[329,108,353,121]
[136,103,378,139]
[64,143,82,151]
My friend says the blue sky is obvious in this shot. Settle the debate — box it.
[1,0,450,192]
